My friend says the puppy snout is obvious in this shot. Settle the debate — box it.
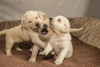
[35,23,40,28]
[50,18,53,20]
[43,24,48,28]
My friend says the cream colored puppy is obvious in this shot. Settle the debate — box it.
[40,16,73,65]
[0,11,47,56]
[29,13,53,62]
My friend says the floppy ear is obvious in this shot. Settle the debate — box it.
[21,15,26,28]
[60,24,70,33]
[37,11,47,20]
[21,17,24,26]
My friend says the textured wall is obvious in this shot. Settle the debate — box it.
[0,0,89,21]
[88,0,100,19]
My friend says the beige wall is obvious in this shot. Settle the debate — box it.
[88,0,100,19]
[1,0,99,21]
[32,0,89,17]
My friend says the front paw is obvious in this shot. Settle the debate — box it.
[6,53,12,56]
[29,58,36,62]
[15,47,22,51]
[54,60,62,65]
[39,51,48,56]
[29,48,32,52]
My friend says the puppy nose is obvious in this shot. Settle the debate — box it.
[35,23,40,28]
[50,18,53,20]
[43,24,47,28]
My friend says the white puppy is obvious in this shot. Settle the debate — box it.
[40,16,73,65]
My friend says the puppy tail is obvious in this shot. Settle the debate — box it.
[0,29,8,35]
[70,27,83,32]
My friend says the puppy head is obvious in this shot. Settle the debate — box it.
[50,15,70,34]
[21,11,42,31]
[38,12,53,40]
[39,20,53,41]
[37,11,48,21]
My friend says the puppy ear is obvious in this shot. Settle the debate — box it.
[60,24,70,33]
[21,16,25,28]
[37,11,47,20]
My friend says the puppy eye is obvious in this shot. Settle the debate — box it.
[29,21,31,23]
[36,17,38,19]
[58,19,61,22]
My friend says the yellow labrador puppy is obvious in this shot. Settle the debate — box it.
[40,16,74,65]
[0,11,47,56]
[29,14,53,62]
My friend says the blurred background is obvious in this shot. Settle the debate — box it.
[0,0,100,21]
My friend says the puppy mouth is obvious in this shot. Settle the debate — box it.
[41,28,48,35]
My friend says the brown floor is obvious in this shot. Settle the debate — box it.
[0,36,100,67]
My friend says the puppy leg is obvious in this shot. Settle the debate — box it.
[39,43,53,56]
[29,47,32,52]
[65,42,73,58]
[65,51,73,58]
[29,45,39,62]
[5,38,15,56]
[54,48,68,65]
[15,45,22,51]
[29,43,33,52]
[32,36,46,48]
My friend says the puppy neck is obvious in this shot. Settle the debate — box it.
[21,25,38,33]
[53,29,69,37]
[53,31,71,41]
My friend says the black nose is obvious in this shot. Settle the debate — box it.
[50,18,52,20]
[35,23,40,28]
[43,24,47,28]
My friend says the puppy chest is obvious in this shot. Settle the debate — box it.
[18,34,30,41]
[52,39,68,49]
[52,41,62,48]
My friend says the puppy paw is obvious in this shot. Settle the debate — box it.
[6,53,12,56]
[54,60,62,65]
[29,58,36,62]
[15,47,22,51]
[39,51,48,56]
[29,48,32,52]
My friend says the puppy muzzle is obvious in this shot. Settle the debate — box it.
[41,24,48,35]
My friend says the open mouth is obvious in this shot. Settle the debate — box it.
[41,28,48,35]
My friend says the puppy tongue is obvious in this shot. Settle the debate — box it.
[42,32,46,34]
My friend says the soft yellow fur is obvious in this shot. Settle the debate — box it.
[0,11,48,62]
[0,11,83,63]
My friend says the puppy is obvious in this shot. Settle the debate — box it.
[39,16,74,65]
[0,11,47,58]
[29,11,53,62]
